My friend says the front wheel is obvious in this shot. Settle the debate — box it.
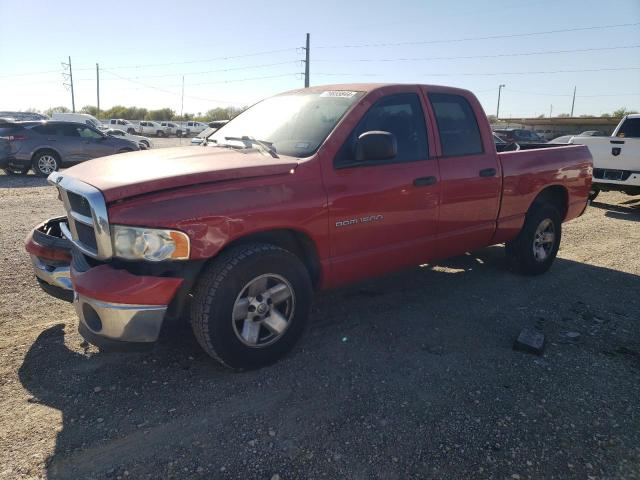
[32,151,60,177]
[190,243,313,370]
[506,203,562,276]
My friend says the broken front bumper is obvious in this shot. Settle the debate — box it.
[26,217,183,346]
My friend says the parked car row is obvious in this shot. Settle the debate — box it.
[0,119,139,176]
[48,113,214,138]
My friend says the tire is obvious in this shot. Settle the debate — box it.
[32,150,60,177]
[156,130,165,137]
[176,130,182,137]
[190,243,313,370]
[127,128,135,134]
[506,203,562,276]
[588,188,599,202]
[140,140,150,149]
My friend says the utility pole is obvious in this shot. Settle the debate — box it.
[62,56,75,112]
[303,33,310,88]
[496,84,505,119]
[180,76,185,119]
[570,86,576,117]
[549,104,553,118]
[96,63,100,117]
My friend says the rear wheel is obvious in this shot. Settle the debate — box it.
[506,203,562,276]
[32,151,59,177]
[190,243,312,370]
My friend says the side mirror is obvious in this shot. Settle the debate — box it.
[355,131,397,162]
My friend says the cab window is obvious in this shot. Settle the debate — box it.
[334,93,428,167]
[429,93,483,157]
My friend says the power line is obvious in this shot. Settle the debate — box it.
[102,70,269,105]
[102,60,301,80]
[75,47,299,71]
[314,66,640,77]
[314,44,640,63]
[316,22,640,49]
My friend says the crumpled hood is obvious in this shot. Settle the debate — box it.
[61,147,299,202]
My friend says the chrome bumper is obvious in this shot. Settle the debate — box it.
[30,254,72,290]
[74,293,167,343]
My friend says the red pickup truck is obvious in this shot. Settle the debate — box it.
[26,84,592,369]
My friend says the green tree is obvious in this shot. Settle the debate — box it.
[44,106,70,116]
[611,107,638,118]
[80,105,99,116]
[145,108,175,121]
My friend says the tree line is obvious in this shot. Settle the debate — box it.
[42,105,247,122]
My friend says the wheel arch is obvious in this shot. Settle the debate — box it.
[214,228,322,288]
[530,184,569,220]
[31,147,61,163]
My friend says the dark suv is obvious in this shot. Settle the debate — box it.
[0,120,139,176]
[493,128,546,144]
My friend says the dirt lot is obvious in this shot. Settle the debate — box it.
[0,171,639,480]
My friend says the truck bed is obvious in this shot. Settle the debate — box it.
[492,143,592,243]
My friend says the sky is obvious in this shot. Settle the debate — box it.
[0,0,639,118]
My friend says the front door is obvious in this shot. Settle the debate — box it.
[323,89,440,287]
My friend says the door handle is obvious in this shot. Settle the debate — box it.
[479,168,497,177]
[413,176,437,187]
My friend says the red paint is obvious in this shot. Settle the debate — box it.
[24,231,72,262]
[61,84,591,298]
[72,264,183,305]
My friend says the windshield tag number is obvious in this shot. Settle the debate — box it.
[320,91,358,98]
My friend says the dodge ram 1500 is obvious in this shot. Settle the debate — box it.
[26,83,592,369]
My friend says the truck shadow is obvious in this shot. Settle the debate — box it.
[590,200,640,222]
[18,246,640,479]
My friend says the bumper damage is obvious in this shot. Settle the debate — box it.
[26,217,187,346]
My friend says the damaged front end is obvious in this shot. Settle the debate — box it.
[25,216,73,302]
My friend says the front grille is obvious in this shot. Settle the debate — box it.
[593,168,631,181]
[66,191,92,217]
[49,172,112,260]
[75,222,98,250]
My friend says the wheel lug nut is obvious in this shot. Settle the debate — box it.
[256,294,263,302]
[248,305,256,312]
[267,298,273,305]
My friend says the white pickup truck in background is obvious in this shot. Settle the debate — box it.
[570,114,640,200]
[107,119,137,134]
[138,121,169,137]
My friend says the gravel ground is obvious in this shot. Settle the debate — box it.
[0,171,639,480]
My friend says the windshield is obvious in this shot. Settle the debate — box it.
[208,90,364,157]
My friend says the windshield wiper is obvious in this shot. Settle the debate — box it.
[224,136,279,158]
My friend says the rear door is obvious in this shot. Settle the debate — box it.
[425,90,501,258]
[323,87,440,285]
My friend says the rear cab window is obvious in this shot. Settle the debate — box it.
[428,93,483,157]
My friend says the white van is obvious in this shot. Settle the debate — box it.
[51,112,103,129]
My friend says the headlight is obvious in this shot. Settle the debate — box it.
[112,226,190,261]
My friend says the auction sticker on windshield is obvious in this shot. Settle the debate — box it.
[320,91,359,98]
